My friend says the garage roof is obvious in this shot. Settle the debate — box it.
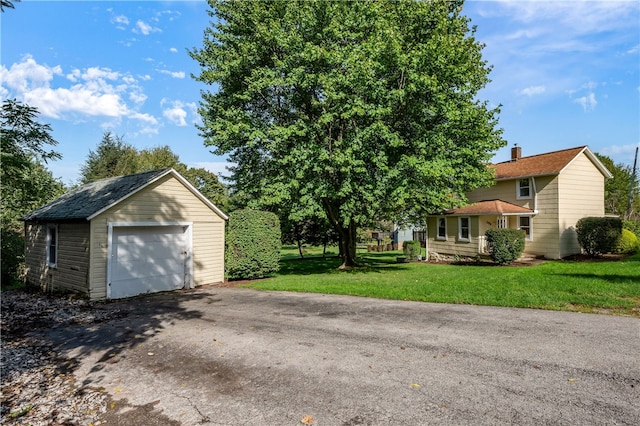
[21,168,228,222]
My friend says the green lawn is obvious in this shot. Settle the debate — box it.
[244,246,640,316]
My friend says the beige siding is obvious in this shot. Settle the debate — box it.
[89,174,226,300]
[426,216,479,258]
[557,153,606,257]
[24,222,90,295]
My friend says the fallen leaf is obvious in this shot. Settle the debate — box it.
[114,387,123,394]
[568,378,577,382]
[301,414,315,424]
[110,401,116,409]
[411,383,420,388]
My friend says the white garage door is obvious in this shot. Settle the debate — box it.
[109,225,190,299]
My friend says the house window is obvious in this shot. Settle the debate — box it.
[517,178,531,199]
[518,216,532,240]
[497,216,508,229]
[436,217,447,240]
[47,224,58,267]
[458,217,470,242]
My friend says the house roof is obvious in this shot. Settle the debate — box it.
[21,168,228,222]
[444,199,535,216]
[492,146,612,180]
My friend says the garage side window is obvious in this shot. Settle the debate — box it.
[47,224,58,267]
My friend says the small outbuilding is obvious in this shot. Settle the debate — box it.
[21,168,228,300]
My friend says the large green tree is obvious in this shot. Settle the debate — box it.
[1,99,65,285]
[191,0,504,267]
[596,153,639,220]
[79,131,139,183]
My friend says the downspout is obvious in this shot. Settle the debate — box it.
[531,176,538,212]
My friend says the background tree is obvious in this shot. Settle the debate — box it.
[191,0,504,268]
[596,153,639,220]
[1,99,64,285]
[1,0,20,12]
[79,131,138,183]
[79,137,229,210]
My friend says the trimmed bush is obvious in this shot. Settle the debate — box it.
[622,220,640,240]
[615,228,639,254]
[225,209,281,280]
[485,229,525,265]
[402,240,421,260]
[576,217,622,256]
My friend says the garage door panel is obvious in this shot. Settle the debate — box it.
[110,225,189,299]
[109,273,184,299]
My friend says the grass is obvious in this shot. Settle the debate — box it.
[243,246,640,316]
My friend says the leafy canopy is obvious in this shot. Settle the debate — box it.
[191,0,504,266]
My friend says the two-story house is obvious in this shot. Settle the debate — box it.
[425,146,612,259]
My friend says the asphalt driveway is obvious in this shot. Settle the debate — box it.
[38,287,639,425]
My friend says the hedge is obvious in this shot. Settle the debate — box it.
[225,209,281,280]
[485,229,525,265]
[402,240,421,260]
[576,217,622,256]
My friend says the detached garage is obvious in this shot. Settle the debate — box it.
[21,168,228,300]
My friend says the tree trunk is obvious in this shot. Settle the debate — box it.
[322,199,358,268]
[297,238,304,259]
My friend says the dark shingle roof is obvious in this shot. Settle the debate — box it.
[21,169,171,221]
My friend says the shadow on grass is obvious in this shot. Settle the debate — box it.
[550,273,640,285]
[277,252,411,276]
[550,252,640,285]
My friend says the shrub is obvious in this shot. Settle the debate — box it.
[1,227,24,288]
[225,209,281,280]
[615,229,639,254]
[485,229,525,265]
[402,240,421,260]
[622,220,640,240]
[576,217,622,256]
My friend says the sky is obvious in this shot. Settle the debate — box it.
[1,0,639,185]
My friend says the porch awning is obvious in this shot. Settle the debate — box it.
[442,199,535,216]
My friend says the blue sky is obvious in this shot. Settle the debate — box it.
[1,0,639,185]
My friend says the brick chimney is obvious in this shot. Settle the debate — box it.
[511,145,522,161]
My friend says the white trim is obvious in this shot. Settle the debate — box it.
[106,221,193,299]
[46,223,58,268]
[458,216,470,242]
[88,169,228,221]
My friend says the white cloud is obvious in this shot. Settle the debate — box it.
[157,69,185,79]
[161,99,197,127]
[112,15,129,28]
[574,92,597,112]
[163,107,187,126]
[0,56,158,131]
[134,20,161,36]
[170,47,178,53]
[520,85,546,96]
[0,55,62,93]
